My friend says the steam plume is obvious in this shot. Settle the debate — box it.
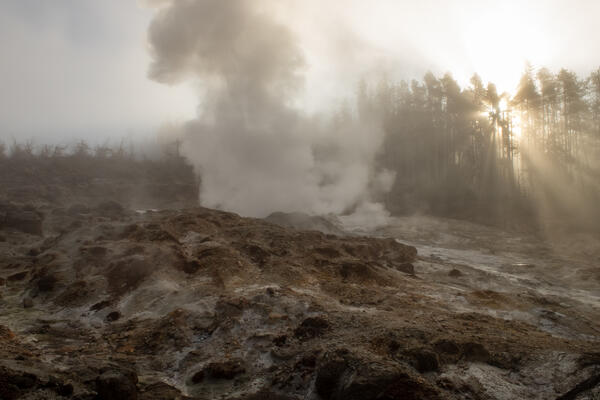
[147,0,392,217]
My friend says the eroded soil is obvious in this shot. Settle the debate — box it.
[1,197,599,399]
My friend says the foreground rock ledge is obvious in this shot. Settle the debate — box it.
[0,206,598,399]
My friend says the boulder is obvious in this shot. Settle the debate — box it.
[462,342,490,363]
[106,258,151,297]
[23,297,33,309]
[294,317,330,340]
[337,363,439,400]
[8,271,28,282]
[315,350,351,399]
[406,348,439,372]
[191,359,245,383]
[44,376,74,397]
[138,382,193,400]
[339,262,374,280]
[96,369,138,400]
[0,204,43,235]
[396,263,415,275]
[448,269,462,277]
[315,350,440,400]
[433,338,461,364]
[90,300,111,312]
[0,367,38,400]
[106,311,121,322]
[37,274,58,292]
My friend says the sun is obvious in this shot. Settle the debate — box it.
[461,4,550,95]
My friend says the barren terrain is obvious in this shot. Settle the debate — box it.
[1,161,599,400]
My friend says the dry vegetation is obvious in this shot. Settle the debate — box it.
[0,140,198,209]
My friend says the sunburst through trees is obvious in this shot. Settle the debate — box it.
[355,65,600,229]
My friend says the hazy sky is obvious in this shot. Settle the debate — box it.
[1,0,599,143]
[0,0,196,143]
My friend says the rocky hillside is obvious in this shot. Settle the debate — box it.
[0,159,599,399]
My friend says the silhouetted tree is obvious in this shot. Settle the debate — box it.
[590,68,600,138]
[368,65,600,228]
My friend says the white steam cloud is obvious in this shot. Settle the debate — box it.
[147,0,393,218]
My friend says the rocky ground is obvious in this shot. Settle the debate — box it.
[1,162,599,399]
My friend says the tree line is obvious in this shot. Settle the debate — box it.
[0,140,196,189]
[356,65,600,230]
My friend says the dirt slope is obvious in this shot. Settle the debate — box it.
[0,155,599,400]
[1,202,599,400]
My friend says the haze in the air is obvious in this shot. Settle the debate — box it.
[2,0,600,224]
[1,0,598,141]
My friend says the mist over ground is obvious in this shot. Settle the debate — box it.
[144,0,600,232]
[146,0,394,218]
[2,3,600,400]
[2,0,600,230]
